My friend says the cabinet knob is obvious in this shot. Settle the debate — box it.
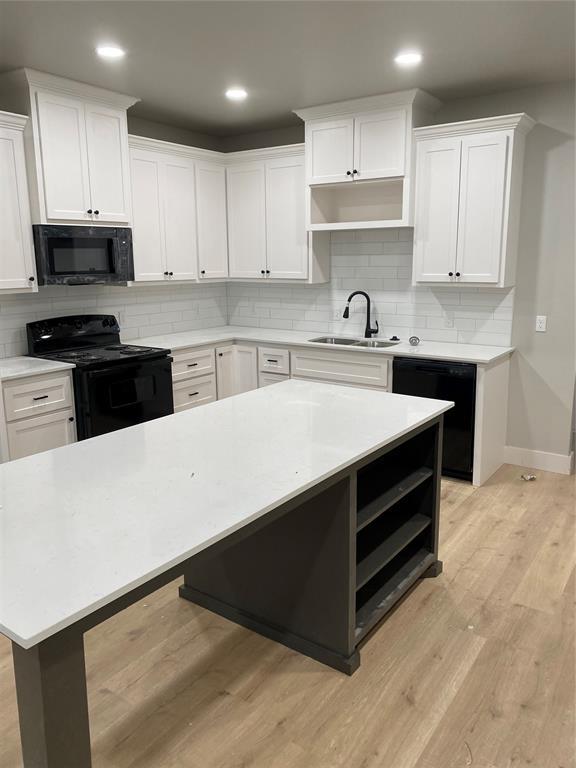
[28,276,35,282]
[68,417,75,422]
[448,272,454,277]
[164,271,169,276]
[455,272,461,277]
[260,270,265,275]
[201,270,206,275]
[266,270,270,275]
[87,209,93,214]
[94,210,100,215]
[218,352,223,357]
[346,171,352,176]
[169,271,174,276]
[353,169,358,175]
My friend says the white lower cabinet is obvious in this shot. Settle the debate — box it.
[1,371,77,461]
[173,375,216,412]
[7,408,76,460]
[290,350,389,389]
[258,372,289,388]
[216,345,258,399]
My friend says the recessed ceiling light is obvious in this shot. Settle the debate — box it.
[96,45,126,60]
[394,50,422,67]
[225,87,248,102]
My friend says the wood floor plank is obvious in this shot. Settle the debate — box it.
[0,465,574,768]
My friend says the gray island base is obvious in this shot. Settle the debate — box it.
[2,381,451,767]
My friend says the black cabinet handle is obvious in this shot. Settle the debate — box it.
[201,270,206,275]
[260,270,265,275]
[353,169,358,175]
[455,272,461,277]
[266,270,270,275]
[187,363,198,367]
[169,271,174,276]
[346,171,352,176]
[218,352,223,357]
[266,359,278,363]
[94,210,100,215]
[164,271,169,276]
[87,209,93,214]
[68,417,75,422]
[448,272,454,277]
[29,276,35,282]
[33,395,49,401]
[188,392,199,397]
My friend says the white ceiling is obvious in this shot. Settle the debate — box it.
[0,1,574,137]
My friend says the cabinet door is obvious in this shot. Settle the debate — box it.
[7,408,76,460]
[265,156,307,279]
[305,118,354,184]
[353,109,406,180]
[0,125,36,291]
[227,163,266,278]
[196,162,228,278]
[413,137,462,283]
[455,132,508,283]
[36,91,91,221]
[216,345,258,398]
[130,149,166,281]
[215,345,236,399]
[85,103,131,223]
[163,156,198,281]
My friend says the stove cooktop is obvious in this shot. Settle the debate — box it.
[40,343,167,368]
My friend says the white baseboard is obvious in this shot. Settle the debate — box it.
[503,446,574,475]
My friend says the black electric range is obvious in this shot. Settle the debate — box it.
[27,315,174,440]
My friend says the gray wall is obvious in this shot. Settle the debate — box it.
[127,116,222,151]
[436,81,575,458]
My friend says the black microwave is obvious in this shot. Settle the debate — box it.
[32,225,134,286]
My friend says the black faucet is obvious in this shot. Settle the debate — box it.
[342,291,379,338]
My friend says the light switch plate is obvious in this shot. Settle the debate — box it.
[535,315,547,332]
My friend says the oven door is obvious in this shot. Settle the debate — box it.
[74,356,174,440]
[33,225,133,285]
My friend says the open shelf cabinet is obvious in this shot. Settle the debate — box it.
[308,178,408,231]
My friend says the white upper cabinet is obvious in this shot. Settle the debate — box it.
[412,137,462,282]
[196,162,228,279]
[129,143,198,282]
[305,118,354,184]
[413,114,535,287]
[84,102,132,223]
[294,90,441,229]
[265,156,307,279]
[163,156,197,281]
[36,91,91,221]
[0,69,138,225]
[353,109,406,180]
[0,112,37,293]
[227,163,267,279]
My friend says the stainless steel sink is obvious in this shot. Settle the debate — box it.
[308,336,360,345]
[309,336,400,348]
[353,340,400,348]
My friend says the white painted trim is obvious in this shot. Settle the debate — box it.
[414,113,536,140]
[503,446,574,475]
[294,89,440,121]
[225,143,305,163]
[0,110,27,130]
[18,68,139,109]
[128,134,224,163]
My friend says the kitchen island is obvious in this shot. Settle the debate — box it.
[0,380,452,768]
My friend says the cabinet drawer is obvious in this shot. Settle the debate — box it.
[258,347,290,375]
[7,408,76,460]
[3,372,73,422]
[171,347,215,382]
[291,350,388,388]
[258,372,289,388]
[173,374,216,411]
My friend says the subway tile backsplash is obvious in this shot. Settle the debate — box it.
[228,229,514,346]
[0,229,513,359]
[0,283,227,358]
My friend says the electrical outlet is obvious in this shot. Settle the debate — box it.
[535,315,547,332]
[332,309,342,321]
[116,309,123,328]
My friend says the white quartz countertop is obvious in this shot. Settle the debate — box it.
[138,325,514,365]
[0,380,452,648]
[0,356,74,382]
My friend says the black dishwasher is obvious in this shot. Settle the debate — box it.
[392,358,476,481]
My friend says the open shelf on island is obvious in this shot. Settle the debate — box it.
[357,468,433,531]
[309,177,407,231]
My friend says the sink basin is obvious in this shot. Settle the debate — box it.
[353,340,400,348]
[308,337,401,348]
[308,336,360,345]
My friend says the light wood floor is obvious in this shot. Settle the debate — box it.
[1,464,574,768]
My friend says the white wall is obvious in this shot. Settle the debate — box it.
[228,229,514,345]
[435,81,575,461]
[0,283,227,358]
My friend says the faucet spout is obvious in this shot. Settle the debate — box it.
[343,291,379,338]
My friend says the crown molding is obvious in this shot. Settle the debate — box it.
[0,109,28,131]
[224,143,305,162]
[15,68,140,109]
[128,134,224,162]
[414,113,537,140]
[293,89,441,121]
